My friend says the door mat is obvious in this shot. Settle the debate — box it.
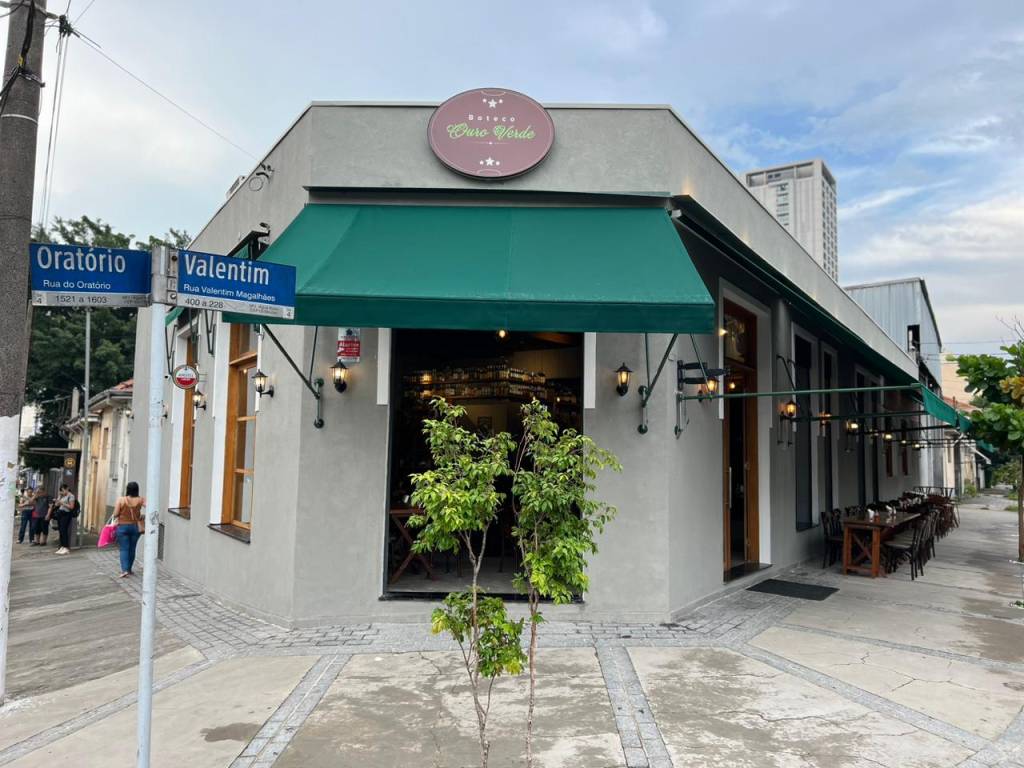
[746,579,837,601]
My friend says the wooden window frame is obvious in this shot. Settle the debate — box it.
[178,336,198,509]
[221,325,257,529]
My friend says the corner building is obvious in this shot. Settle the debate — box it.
[128,98,953,627]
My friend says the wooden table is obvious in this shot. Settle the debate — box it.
[388,508,436,584]
[842,511,920,578]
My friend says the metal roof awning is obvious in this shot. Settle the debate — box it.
[224,204,716,333]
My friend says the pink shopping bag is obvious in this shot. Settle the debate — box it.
[97,523,118,548]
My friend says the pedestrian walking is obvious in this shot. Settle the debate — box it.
[53,484,77,555]
[113,481,145,578]
[17,488,33,543]
[30,487,51,546]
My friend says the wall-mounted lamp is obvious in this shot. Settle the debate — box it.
[678,361,727,403]
[253,369,274,398]
[845,419,860,435]
[883,432,894,442]
[780,399,798,420]
[615,363,632,397]
[496,329,508,340]
[125,407,133,421]
[817,411,831,437]
[727,380,737,391]
[699,377,720,400]
[913,441,923,451]
[330,360,348,393]
[192,390,207,411]
[900,437,909,446]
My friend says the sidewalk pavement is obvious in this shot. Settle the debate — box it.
[2,496,1022,767]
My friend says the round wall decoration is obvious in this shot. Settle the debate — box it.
[172,364,200,390]
[428,88,555,179]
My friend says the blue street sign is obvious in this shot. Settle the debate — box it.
[171,249,295,319]
[30,243,152,307]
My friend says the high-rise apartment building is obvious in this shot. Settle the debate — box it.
[743,159,838,281]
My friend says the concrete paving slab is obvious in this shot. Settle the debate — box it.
[630,646,972,767]
[5,655,316,768]
[751,626,1024,739]
[0,645,204,752]
[783,594,1024,665]
[275,648,623,768]
[7,545,184,699]
[824,568,1024,622]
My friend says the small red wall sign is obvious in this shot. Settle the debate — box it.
[428,88,555,179]
[172,364,200,390]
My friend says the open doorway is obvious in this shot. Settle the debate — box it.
[722,301,760,580]
[385,329,583,597]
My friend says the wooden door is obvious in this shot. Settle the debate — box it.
[722,301,759,575]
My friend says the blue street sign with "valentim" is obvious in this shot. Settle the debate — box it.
[171,250,295,319]
[30,243,152,307]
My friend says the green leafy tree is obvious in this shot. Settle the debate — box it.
[958,337,1024,562]
[22,216,189,470]
[511,400,620,766]
[408,399,524,767]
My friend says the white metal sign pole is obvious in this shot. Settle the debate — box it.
[78,308,91,546]
[136,246,167,768]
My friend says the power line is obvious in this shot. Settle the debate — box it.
[71,0,93,23]
[38,15,70,229]
[77,37,258,161]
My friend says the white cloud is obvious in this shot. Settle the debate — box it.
[840,186,933,220]
[559,2,667,57]
[847,193,1024,267]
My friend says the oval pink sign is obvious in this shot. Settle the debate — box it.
[428,88,554,179]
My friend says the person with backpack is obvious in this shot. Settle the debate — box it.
[113,481,145,577]
[54,484,77,555]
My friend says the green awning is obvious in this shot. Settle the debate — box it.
[226,204,715,333]
[917,386,971,431]
[165,306,184,326]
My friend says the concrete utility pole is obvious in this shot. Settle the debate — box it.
[0,0,47,704]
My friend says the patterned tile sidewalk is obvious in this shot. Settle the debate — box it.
[8,501,1019,768]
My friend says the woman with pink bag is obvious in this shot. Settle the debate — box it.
[112,481,145,578]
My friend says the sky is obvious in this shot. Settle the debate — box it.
[4,0,1022,361]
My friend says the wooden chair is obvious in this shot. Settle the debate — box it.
[821,508,844,568]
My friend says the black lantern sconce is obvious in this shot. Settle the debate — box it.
[678,361,727,403]
[883,432,894,443]
[843,417,860,453]
[330,360,348,393]
[253,369,274,398]
[817,411,831,438]
[913,441,923,452]
[496,329,508,341]
[192,390,207,411]
[615,363,632,397]
[780,399,798,420]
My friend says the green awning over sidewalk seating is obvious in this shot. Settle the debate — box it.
[228,204,715,333]
[917,386,971,431]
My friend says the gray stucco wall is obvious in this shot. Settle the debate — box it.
[131,102,929,626]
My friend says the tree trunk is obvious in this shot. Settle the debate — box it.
[526,590,539,768]
[467,538,490,767]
